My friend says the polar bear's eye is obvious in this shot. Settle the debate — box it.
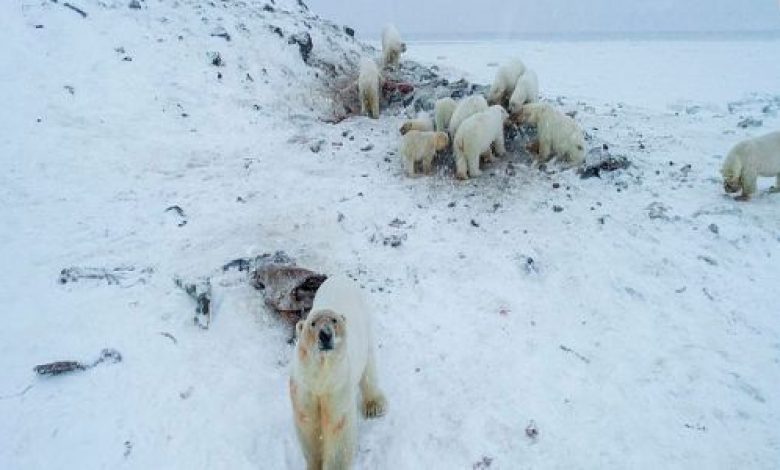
[311,321,316,327]
[331,318,337,324]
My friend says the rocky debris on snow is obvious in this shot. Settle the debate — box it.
[208,51,224,67]
[288,32,313,63]
[128,0,141,9]
[174,276,212,329]
[165,205,187,226]
[559,344,590,364]
[580,146,630,179]
[472,456,493,469]
[55,1,88,18]
[646,201,674,221]
[708,223,719,234]
[210,26,231,42]
[59,266,154,287]
[344,26,355,37]
[525,420,539,440]
[34,348,122,376]
[737,117,762,128]
[309,139,325,153]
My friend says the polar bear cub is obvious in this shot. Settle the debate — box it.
[507,69,539,114]
[721,130,780,201]
[381,24,406,68]
[400,130,449,176]
[517,103,585,167]
[487,59,526,106]
[399,114,434,135]
[434,97,457,133]
[290,275,387,470]
[453,105,508,179]
[358,58,380,119]
[448,95,489,137]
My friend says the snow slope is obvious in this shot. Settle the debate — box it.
[1,1,779,469]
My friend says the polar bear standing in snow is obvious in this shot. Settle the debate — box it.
[487,59,526,106]
[399,114,434,135]
[516,103,585,168]
[721,130,780,201]
[400,130,449,176]
[507,69,539,114]
[434,97,457,133]
[382,24,406,69]
[290,275,387,470]
[453,105,508,179]
[448,95,489,137]
[358,58,380,119]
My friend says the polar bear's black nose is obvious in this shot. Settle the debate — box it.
[318,329,333,350]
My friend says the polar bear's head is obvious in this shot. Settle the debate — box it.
[296,309,347,358]
[514,103,549,125]
[720,149,743,193]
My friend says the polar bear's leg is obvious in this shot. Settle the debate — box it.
[422,151,435,174]
[404,152,416,177]
[367,89,379,119]
[291,384,323,469]
[538,138,552,163]
[455,148,469,180]
[360,348,387,418]
[322,399,358,470]
[467,150,482,178]
[493,130,506,156]
[736,167,758,201]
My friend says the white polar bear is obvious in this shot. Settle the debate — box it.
[507,69,539,114]
[448,94,489,137]
[487,59,526,106]
[400,130,449,176]
[358,58,380,119]
[453,105,508,179]
[721,130,780,201]
[517,103,585,168]
[381,24,406,69]
[434,97,457,133]
[399,115,434,135]
[290,275,387,470]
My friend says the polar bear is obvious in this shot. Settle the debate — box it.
[721,130,780,201]
[434,97,457,133]
[399,115,434,135]
[358,58,380,119]
[453,105,508,179]
[448,95,489,137]
[487,59,526,106]
[516,103,585,168]
[400,130,449,176]
[507,69,539,114]
[290,275,387,470]
[382,24,406,69]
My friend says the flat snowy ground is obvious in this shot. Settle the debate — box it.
[1,3,779,468]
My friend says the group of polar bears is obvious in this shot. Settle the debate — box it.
[398,56,585,180]
[357,25,587,181]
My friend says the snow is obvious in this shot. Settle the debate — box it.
[1,1,779,469]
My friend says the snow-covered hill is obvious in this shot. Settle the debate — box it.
[1,1,779,469]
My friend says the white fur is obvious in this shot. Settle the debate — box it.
[400,130,449,176]
[434,97,457,133]
[487,59,526,105]
[507,69,539,114]
[399,115,434,135]
[381,24,406,68]
[720,130,780,200]
[448,95,489,137]
[290,275,386,470]
[519,103,585,167]
[453,105,508,179]
[358,58,380,119]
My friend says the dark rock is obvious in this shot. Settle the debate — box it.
[708,223,719,234]
[470,219,480,227]
[737,117,762,128]
[128,0,141,9]
[580,155,630,179]
[209,52,224,67]
[552,205,563,212]
[269,25,283,37]
[360,144,374,152]
[262,4,274,12]
[288,32,313,63]
[344,26,354,37]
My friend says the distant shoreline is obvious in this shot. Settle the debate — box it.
[401,30,780,43]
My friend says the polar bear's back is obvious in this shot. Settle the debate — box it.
[449,95,489,136]
[311,275,371,383]
[730,130,780,175]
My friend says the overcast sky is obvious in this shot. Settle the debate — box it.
[305,0,780,38]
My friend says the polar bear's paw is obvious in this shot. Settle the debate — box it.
[362,392,387,418]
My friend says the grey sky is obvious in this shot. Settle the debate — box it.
[305,0,780,38]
